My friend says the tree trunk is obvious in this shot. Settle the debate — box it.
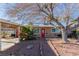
[61,29,68,43]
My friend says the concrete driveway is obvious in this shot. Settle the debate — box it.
[0,39,56,56]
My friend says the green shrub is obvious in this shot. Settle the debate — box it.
[20,24,36,41]
[72,30,79,39]
[72,30,77,38]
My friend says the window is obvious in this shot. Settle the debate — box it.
[52,28,60,32]
[33,28,39,33]
[52,29,56,32]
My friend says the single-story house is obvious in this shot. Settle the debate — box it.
[0,19,61,38]
[0,19,21,38]
[33,24,61,38]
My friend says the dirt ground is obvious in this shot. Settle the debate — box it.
[48,38,79,56]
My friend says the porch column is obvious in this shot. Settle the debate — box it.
[0,22,1,50]
[0,23,1,38]
[18,26,20,38]
[16,26,20,38]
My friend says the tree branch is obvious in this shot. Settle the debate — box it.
[37,4,49,16]
[52,18,65,29]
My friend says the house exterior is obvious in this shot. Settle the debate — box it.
[0,19,61,39]
[33,24,61,38]
[0,19,21,38]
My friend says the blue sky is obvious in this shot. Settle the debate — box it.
[0,4,8,19]
[0,3,79,25]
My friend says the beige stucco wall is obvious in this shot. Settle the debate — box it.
[33,27,60,38]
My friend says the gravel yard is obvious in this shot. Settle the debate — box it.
[48,38,79,56]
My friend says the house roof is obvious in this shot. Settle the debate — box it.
[0,19,58,28]
[33,24,54,27]
[0,19,21,26]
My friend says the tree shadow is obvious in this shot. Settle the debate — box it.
[0,39,56,56]
[39,40,56,56]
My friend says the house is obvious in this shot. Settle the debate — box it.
[0,18,60,38]
[33,24,61,38]
[0,19,21,38]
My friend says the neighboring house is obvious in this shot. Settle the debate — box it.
[0,19,21,38]
[33,24,61,38]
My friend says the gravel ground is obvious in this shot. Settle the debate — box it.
[49,38,79,56]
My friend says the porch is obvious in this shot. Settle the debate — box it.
[33,25,61,38]
[0,21,20,38]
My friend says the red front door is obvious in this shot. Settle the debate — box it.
[40,28,45,39]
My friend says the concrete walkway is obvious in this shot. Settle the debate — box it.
[0,40,56,56]
[0,38,19,51]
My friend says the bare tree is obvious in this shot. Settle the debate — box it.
[36,3,79,43]
[7,3,79,43]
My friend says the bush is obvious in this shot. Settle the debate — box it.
[20,32,28,40]
[68,30,77,38]
[76,31,79,39]
[1,32,11,38]
[20,24,36,41]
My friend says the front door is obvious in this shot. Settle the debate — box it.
[40,28,45,39]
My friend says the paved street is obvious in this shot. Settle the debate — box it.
[0,40,56,56]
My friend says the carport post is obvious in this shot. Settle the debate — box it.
[0,23,1,51]
[18,26,20,38]
[16,26,20,38]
